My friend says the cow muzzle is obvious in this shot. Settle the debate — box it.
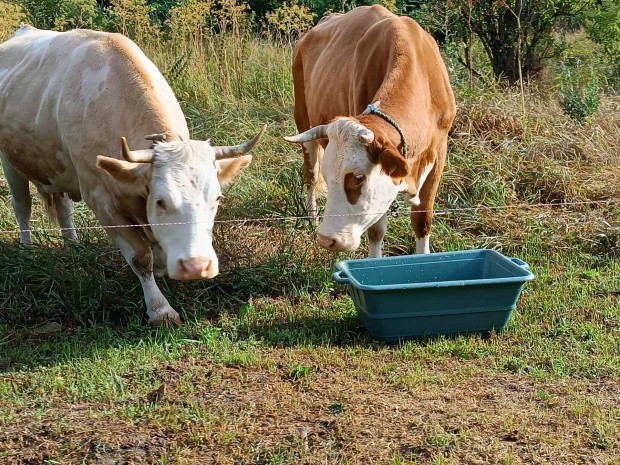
[317,233,358,252]
[174,257,219,280]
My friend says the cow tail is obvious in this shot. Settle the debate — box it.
[39,193,59,225]
[316,171,327,195]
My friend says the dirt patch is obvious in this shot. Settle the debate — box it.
[2,351,618,464]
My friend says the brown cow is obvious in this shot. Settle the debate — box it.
[285,5,456,257]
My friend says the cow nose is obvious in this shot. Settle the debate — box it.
[177,257,216,280]
[317,233,337,250]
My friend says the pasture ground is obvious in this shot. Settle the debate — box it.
[0,39,619,464]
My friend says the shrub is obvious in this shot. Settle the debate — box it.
[0,1,26,42]
[557,56,601,123]
[106,0,157,43]
[54,0,98,30]
[166,0,213,51]
[213,0,253,33]
[265,2,315,41]
[560,84,600,123]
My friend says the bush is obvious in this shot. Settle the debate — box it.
[265,2,315,41]
[0,1,26,41]
[560,85,600,123]
[557,56,601,123]
[166,0,213,50]
[106,0,157,43]
[54,0,98,30]
[266,2,315,41]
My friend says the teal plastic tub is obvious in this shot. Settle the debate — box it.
[333,249,534,342]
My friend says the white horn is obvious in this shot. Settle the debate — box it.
[361,100,381,115]
[213,124,267,160]
[284,125,328,144]
[357,127,374,145]
[121,137,154,163]
[145,133,168,142]
[144,131,183,142]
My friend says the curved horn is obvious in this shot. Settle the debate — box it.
[213,124,267,160]
[284,125,328,144]
[121,137,154,163]
[357,127,374,145]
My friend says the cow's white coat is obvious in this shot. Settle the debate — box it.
[0,26,256,324]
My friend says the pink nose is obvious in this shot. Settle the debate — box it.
[177,257,215,280]
[317,233,340,251]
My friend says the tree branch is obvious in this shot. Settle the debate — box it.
[456,53,487,83]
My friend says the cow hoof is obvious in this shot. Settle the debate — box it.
[148,308,182,327]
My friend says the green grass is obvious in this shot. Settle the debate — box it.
[0,36,619,464]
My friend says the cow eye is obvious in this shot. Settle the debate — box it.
[156,199,166,210]
[216,195,222,202]
[354,174,366,185]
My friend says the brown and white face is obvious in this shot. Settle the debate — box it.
[97,127,264,279]
[286,118,408,252]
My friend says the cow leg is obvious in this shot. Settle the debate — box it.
[52,193,78,242]
[410,142,447,254]
[112,228,181,326]
[0,155,32,244]
[367,213,387,258]
[301,140,324,221]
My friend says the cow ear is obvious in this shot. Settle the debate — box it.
[367,139,409,179]
[216,155,252,186]
[97,156,152,192]
[379,147,408,178]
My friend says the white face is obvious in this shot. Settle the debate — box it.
[146,141,220,279]
[98,135,257,280]
[144,141,251,280]
[317,120,406,252]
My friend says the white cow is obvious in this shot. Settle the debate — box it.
[0,26,264,325]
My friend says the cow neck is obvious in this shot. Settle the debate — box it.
[364,104,408,159]
[360,109,419,197]
[134,210,158,245]
[112,188,157,244]
[360,111,408,160]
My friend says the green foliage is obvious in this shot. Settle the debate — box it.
[54,0,99,30]
[18,0,62,29]
[166,0,213,49]
[165,50,193,83]
[584,0,620,89]
[0,1,26,41]
[411,0,593,84]
[266,2,315,41]
[557,56,601,122]
[212,0,253,33]
[106,0,157,42]
[586,0,620,54]
[4,0,100,33]
[148,0,178,27]
[560,82,600,122]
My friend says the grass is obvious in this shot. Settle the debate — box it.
[0,34,619,464]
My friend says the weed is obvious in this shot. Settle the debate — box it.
[288,364,311,381]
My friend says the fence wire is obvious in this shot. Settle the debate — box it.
[0,198,618,236]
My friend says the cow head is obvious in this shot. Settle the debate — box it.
[285,117,408,252]
[97,126,265,279]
